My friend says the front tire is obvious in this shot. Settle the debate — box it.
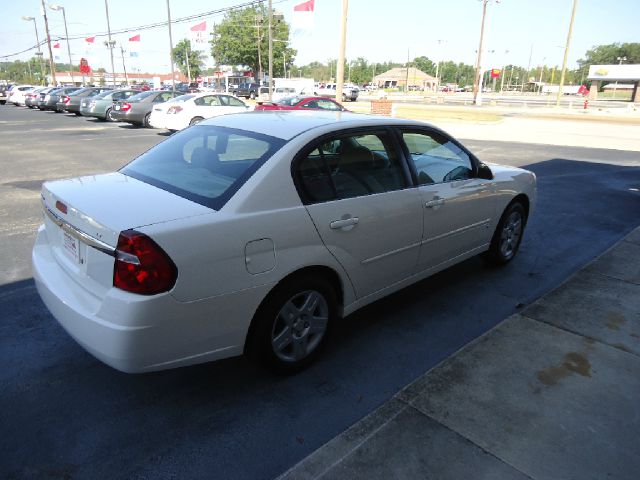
[189,116,204,126]
[143,112,151,128]
[485,201,527,265]
[246,275,337,373]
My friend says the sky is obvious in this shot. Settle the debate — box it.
[1,0,639,76]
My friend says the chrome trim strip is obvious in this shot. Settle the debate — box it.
[361,241,422,265]
[421,219,491,245]
[43,204,116,257]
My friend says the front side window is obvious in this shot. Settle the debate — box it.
[402,131,474,184]
[295,131,407,204]
[121,126,285,210]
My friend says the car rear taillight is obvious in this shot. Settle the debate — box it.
[63,96,70,105]
[113,230,177,295]
[167,106,183,114]
[121,102,132,112]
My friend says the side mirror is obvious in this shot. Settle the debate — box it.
[477,162,493,180]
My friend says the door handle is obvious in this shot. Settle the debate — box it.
[330,216,359,230]
[425,197,445,208]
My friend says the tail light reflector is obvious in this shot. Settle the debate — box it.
[121,102,132,112]
[113,230,177,295]
[167,106,183,114]
[63,96,70,105]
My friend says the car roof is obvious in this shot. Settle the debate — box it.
[200,111,430,141]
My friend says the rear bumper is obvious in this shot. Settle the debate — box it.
[32,226,263,373]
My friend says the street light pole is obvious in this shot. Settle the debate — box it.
[104,0,116,86]
[50,5,75,85]
[613,56,627,99]
[22,16,46,85]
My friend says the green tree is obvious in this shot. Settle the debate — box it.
[576,42,640,88]
[173,39,205,80]
[411,56,435,76]
[211,4,297,80]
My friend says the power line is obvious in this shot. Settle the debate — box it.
[1,0,286,60]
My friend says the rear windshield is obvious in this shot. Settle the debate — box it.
[68,87,93,96]
[127,90,156,102]
[120,125,286,210]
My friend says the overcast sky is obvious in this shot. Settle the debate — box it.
[2,0,638,74]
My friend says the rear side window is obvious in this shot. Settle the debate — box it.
[295,131,407,204]
[121,126,285,210]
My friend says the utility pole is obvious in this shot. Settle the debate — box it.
[166,0,176,92]
[556,0,579,107]
[268,0,273,101]
[473,0,488,105]
[104,0,116,85]
[120,46,128,85]
[405,48,410,93]
[336,0,348,103]
[40,0,57,85]
[185,43,192,84]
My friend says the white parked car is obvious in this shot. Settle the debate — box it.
[33,112,536,374]
[148,92,251,131]
[9,85,37,106]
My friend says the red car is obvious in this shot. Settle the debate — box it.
[254,95,347,112]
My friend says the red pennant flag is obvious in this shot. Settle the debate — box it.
[190,21,206,31]
[129,34,140,42]
[294,0,314,11]
[85,36,95,43]
[53,42,60,48]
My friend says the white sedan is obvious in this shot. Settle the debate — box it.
[148,92,251,131]
[33,111,536,374]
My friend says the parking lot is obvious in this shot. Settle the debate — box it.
[2,104,640,479]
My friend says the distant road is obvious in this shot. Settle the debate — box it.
[359,92,634,110]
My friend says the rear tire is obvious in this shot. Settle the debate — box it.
[246,275,337,374]
[485,201,527,265]
[105,108,117,122]
[189,116,204,126]
[143,112,151,128]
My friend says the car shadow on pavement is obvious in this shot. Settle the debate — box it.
[1,158,639,480]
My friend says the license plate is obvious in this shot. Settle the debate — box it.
[63,231,80,264]
[114,105,120,110]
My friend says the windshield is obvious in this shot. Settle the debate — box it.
[275,96,302,106]
[120,125,286,210]
[169,94,195,103]
[68,87,92,96]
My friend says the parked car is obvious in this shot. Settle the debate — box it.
[39,86,81,112]
[24,87,50,108]
[232,82,261,99]
[80,89,138,121]
[9,85,36,106]
[57,86,114,115]
[111,90,181,127]
[32,111,536,374]
[315,83,359,102]
[148,92,250,131]
[255,95,347,112]
[0,84,13,105]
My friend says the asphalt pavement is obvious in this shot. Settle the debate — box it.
[1,105,639,479]
[278,226,640,480]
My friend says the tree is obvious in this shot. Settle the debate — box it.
[576,42,640,88]
[172,39,205,80]
[412,56,435,76]
[211,4,296,80]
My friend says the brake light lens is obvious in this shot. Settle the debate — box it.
[167,106,183,114]
[113,230,177,295]
[121,102,132,112]
[63,96,70,105]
